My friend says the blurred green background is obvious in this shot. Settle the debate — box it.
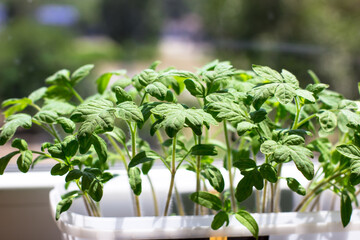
[1,0,360,102]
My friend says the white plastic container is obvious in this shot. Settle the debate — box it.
[49,169,360,240]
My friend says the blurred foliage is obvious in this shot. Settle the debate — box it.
[189,0,360,99]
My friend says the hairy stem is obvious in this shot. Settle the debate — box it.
[129,122,141,217]
[164,134,177,216]
[223,121,236,211]
[195,134,202,215]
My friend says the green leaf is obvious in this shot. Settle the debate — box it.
[0,151,19,174]
[340,191,352,227]
[350,158,360,185]
[288,145,314,180]
[55,198,73,220]
[81,168,98,190]
[113,86,132,103]
[145,82,174,102]
[65,169,83,182]
[336,144,360,160]
[88,179,103,202]
[211,211,229,230]
[56,117,76,133]
[286,177,306,196]
[235,210,259,239]
[2,98,32,118]
[233,158,256,172]
[204,165,225,192]
[16,150,32,173]
[235,176,253,202]
[71,98,115,147]
[51,163,69,176]
[252,65,282,82]
[116,101,144,123]
[281,69,299,88]
[250,108,267,123]
[282,135,305,145]
[106,127,126,144]
[96,70,127,94]
[236,121,257,136]
[184,79,204,97]
[295,89,315,103]
[45,85,73,101]
[11,138,28,151]
[61,136,79,158]
[189,191,222,211]
[71,64,94,86]
[0,114,32,145]
[250,83,278,110]
[34,110,58,124]
[42,99,76,115]
[206,101,248,123]
[317,111,337,132]
[275,83,296,104]
[129,151,160,168]
[28,87,47,103]
[260,140,277,155]
[259,163,277,183]
[91,134,108,163]
[191,144,218,156]
[46,69,70,85]
[129,167,142,196]
[138,69,159,87]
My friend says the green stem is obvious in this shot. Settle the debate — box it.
[262,180,268,213]
[128,121,141,217]
[273,163,283,212]
[174,184,185,216]
[195,135,202,215]
[66,82,84,103]
[107,135,128,170]
[164,134,177,216]
[292,96,301,130]
[295,114,317,129]
[30,151,63,163]
[147,174,159,216]
[223,121,236,211]
[295,169,348,211]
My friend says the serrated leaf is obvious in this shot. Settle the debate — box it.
[0,151,19,174]
[250,83,278,110]
[341,191,352,227]
[11,138,28,151]
[295,89,315,103]
[288,145,314,180]
[259,163,277,183]
[71,64,94,86]
[113,86,132,103]
[236,121,257,136]
[318,110,337,132]
[191,144,218,156]
[116,101,143,123]
[336,144,360,160]
[0,114,32,145]
[211,211,229,230]
[129,151,160,168]
[189,191,222,210]
[56,117,76,133]
[129,167,142,196]
[275,83,296,104]
[286,177,306,195]
[235,210,259,239]
[42,99,76,115]
[45,85,73,101]
[252,65,282,82]
[71,98,114,147]
[260,140,277,155]
[204,165,224,192]
[184,78,204,97]
[34,110,58,123]
[281,69,299,88]
[145,82,170,101]
[207,101,248,123]
[138,69,158,87]
[282,135,305,145]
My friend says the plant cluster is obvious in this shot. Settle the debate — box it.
[1,60,360,239]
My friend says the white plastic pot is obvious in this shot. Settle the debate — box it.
[49,168,360,240]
